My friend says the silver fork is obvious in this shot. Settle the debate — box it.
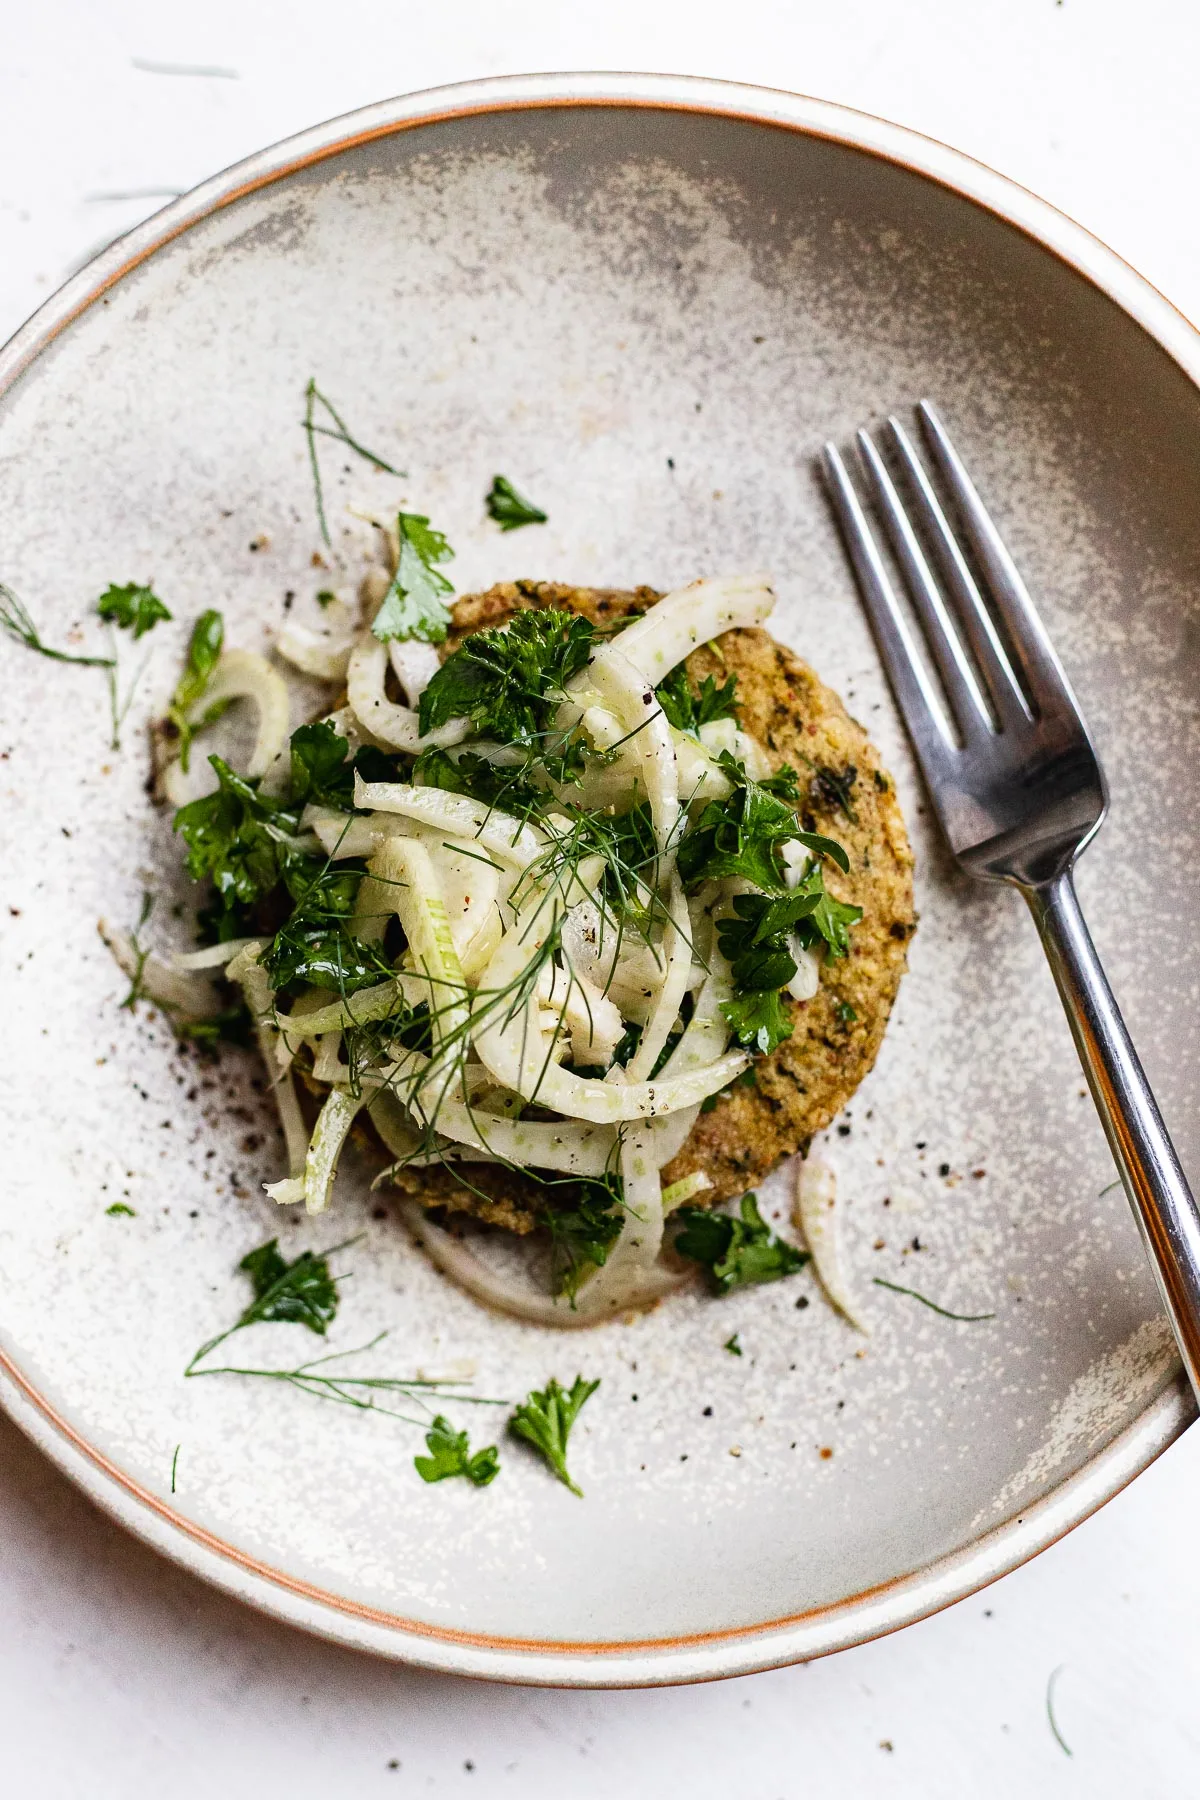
[823,401,1200,1400]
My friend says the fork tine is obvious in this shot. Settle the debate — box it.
[821,443,957,773]
[885,415,1032,726]
[855,428,993,738]
[917,401,1078,717]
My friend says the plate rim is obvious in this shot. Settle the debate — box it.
[1,69,1196,1687]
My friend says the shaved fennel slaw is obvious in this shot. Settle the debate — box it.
[114,571,864,1326]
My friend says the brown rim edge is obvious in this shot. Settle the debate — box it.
[0,71,1197,1687]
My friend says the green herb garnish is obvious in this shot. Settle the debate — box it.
[413,746,545,818]
[236,1237,344,1332]
[371,512,455,644]
[106,1202,136,1217]
[173,754,307,939]
[715,874,862,1054]
[674,1194,808,1295]
[655,665,739,735]
[872,1278,995,1322]
[0,583,115,670]
[167,609,226,772]
[543,1178,624,1300]
[485,474,548,532]
[96,582,172,638]
[262,862,393,996]
[119,890,155,1011]
[288,719,356,809]
[419,607,595,742]
[170,1445,180,1493]
[96,584,173,746]
[723,1332,743,1356]
[509,1375,599,1497]
[677,754,815,891]
[185,1235,353,1375]
[413,1416,500,1487]
[303,379,404,546]
[1046,1665,1072,1758]
[719,987,794,1058]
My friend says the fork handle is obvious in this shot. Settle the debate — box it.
[1025,869,1200,1400]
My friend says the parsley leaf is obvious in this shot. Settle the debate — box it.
[185,1235,356,1374]
[96,582,172,638]
[372,512,455,644]
[677,753,854,897]
[674,1194,809,1295]
[238,1238,342,1333]
[289,720,355,809]
[413,1416,500,1487]
[173,754,307,939]
[509,1375,600,1496]
[262,863,391,995]
[413,746,545,818]
[419,608,596,742]
[167,609,226,772]
[800,873,863,959]
[543,1178,624,1300]
[655,666,739,735]
[720,986,795,1056]
[485,474,548,531]
[677,754,803,890]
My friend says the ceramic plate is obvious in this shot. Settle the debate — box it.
[1,74,1197,1687]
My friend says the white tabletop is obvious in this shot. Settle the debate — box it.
[4,4,1200,1792]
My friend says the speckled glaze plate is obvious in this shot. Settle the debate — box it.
[1,73,1198,1687]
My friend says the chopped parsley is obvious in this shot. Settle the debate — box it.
[105,1202,136,1217]
[418,607,595,743]
[676,754,811,891]
[715,876,863,1053]
[167,609,226,772]
[414,1416,500,1487]
[413,746,545,818]
[236,1238,343,1333]
[173,754,307,939]
[371,512,455,644]
[673,1194,809,1295]
[96,582,172,638]
[485,474,548,531]
[676,760,861,1052]
[723,1332,743,1356]
[720,987,794,1057]
[655,665,739,735]
[543,1178,624,1300]
[288,719,356,809]
[186,1234,355,1373]
[261,864,390,996]
[509,1375,599,1496]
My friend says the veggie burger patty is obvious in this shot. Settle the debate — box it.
[382,581,915,1230]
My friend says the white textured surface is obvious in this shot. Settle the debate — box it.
[3,0,1200,1791]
